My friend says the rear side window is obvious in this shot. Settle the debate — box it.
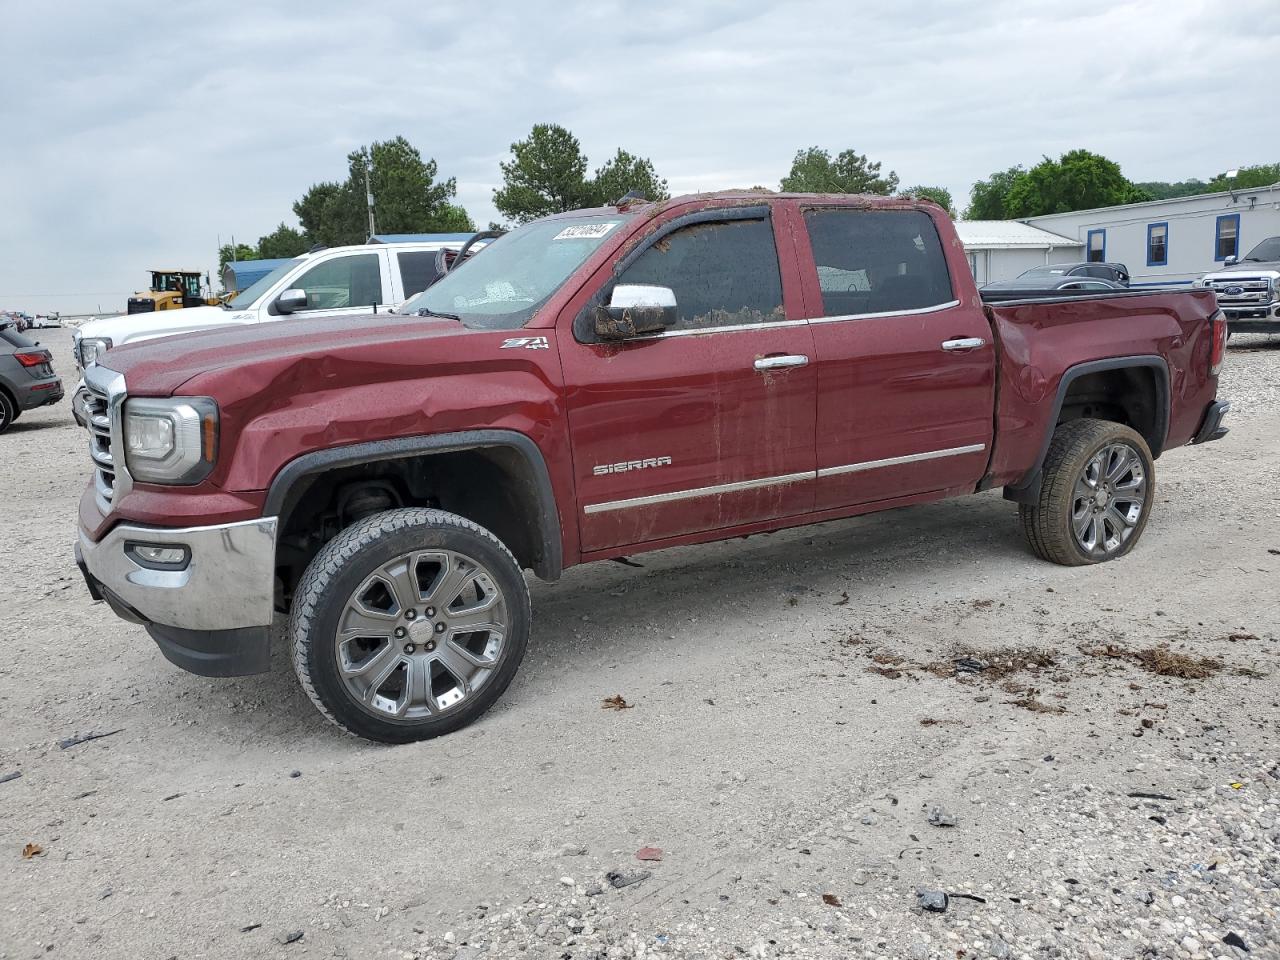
[618,217,784,330]
[397,251,441,299]
[803,209,953,318]
[0,325,36,348]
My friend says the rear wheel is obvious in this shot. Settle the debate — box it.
[0,391,15,434]
[290,508,531,743]
[1018,418,1154,566]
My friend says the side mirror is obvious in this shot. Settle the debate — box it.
[1224,254,1239,266]
[595,284,677,340]
[275,288,308,314]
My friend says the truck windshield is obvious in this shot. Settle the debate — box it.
[225,258,303,309]
[1243,237,1280,262]
[399,214,631,329]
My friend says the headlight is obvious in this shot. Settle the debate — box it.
[123,397,219,484]
[80,337,113,366]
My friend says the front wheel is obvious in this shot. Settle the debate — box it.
[289,508,531,743]
[1018,418,1155,566]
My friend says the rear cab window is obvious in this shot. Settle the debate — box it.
[802,209,954,317]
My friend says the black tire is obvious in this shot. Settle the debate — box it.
[1017,418,1155,566]
[0,391,15,435]
[289,508,531,743]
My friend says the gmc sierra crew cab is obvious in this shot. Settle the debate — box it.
[74,192,1230,743]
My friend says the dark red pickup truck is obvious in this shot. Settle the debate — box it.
[75,192,1229,742]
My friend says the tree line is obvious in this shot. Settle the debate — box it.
[218,126,1279,271]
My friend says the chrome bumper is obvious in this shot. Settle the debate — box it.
[77,516,278,632]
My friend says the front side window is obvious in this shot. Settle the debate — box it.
[1086,229,1106,263]
[1147,222,1168,266]
[403,215,631,329]
[803,209,953,317]
[617,217,784,330]
[1215,214,1240,261]
[292,254,382,311]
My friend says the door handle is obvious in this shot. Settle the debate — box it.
[754,354,809,371]
[941,337,986,352]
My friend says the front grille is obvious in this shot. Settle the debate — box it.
[84,380,116,511]
[1207,277,1273,307]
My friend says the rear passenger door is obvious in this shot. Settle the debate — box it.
[798,207,995,509]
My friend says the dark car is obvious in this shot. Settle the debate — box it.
[0,322,64,433]
[982,275,1125,295]
[1017,262,1131,286]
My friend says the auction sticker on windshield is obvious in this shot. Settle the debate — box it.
[553,222,618,241]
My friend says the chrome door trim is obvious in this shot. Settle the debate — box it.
[817,443,986,478]
[583,471,814,515]
[658,318,811,338]
[582,443,987,514]
[807,299,961,325]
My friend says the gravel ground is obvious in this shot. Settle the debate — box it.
[1,327,1277,960]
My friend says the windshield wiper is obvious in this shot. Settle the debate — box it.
[416,308,461,321]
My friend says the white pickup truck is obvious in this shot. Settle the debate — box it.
[1195,235,1280,334]
[72,236,488,420]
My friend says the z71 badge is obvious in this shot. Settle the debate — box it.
[501,336,550,350]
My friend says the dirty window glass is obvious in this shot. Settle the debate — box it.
[618,218,784,330]
[803,209,953,317]
[292,254,382,311]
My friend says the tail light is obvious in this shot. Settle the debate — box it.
[1209,312,1227,376]
[13,351,51,368]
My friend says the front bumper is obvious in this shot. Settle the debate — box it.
[75,516,278,676]
[1222,302,1280,331]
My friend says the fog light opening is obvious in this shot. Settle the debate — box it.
[125,542,191,570]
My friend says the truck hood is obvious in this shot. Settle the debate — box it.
[77,305,249,346]
[101,311,466,396]
[1204,260,1280,278]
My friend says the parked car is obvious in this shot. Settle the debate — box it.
[981,275,1125,295]
[1195,235,1280,333]
[69,234,494,422]
[1016,262,1131,286]
[0,322,63,433]
[74,192,1227,743]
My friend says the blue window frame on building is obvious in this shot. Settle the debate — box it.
[1086,229,1106,263]
[1146,222,1168,267]
[1214,214,1240,261]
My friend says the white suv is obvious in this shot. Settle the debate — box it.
[72,236,483,418]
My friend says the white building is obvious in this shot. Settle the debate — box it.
[1021,182,1280,286]
[954,221,1082,285]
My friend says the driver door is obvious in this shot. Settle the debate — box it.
[558,208,816,554]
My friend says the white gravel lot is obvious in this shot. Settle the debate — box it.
[1,327,1277,960]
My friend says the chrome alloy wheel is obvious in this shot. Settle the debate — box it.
[336,550,508,720]
[1070,442,1148,559]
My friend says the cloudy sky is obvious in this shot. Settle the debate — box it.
[1,0,1276,314]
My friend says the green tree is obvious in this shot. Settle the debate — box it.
[494,125,670,222]
[588,149,670,206]
[899,185,955,217]
[217,242,258,273]
[1207,163,1280,191]
[256,223,309,259]
[780,146,898,195]
[1135,179,1210,200]
[292,136,473,247]
[494,124,593,222]
[964,166,1025,219]
[1003,150,1150,218]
